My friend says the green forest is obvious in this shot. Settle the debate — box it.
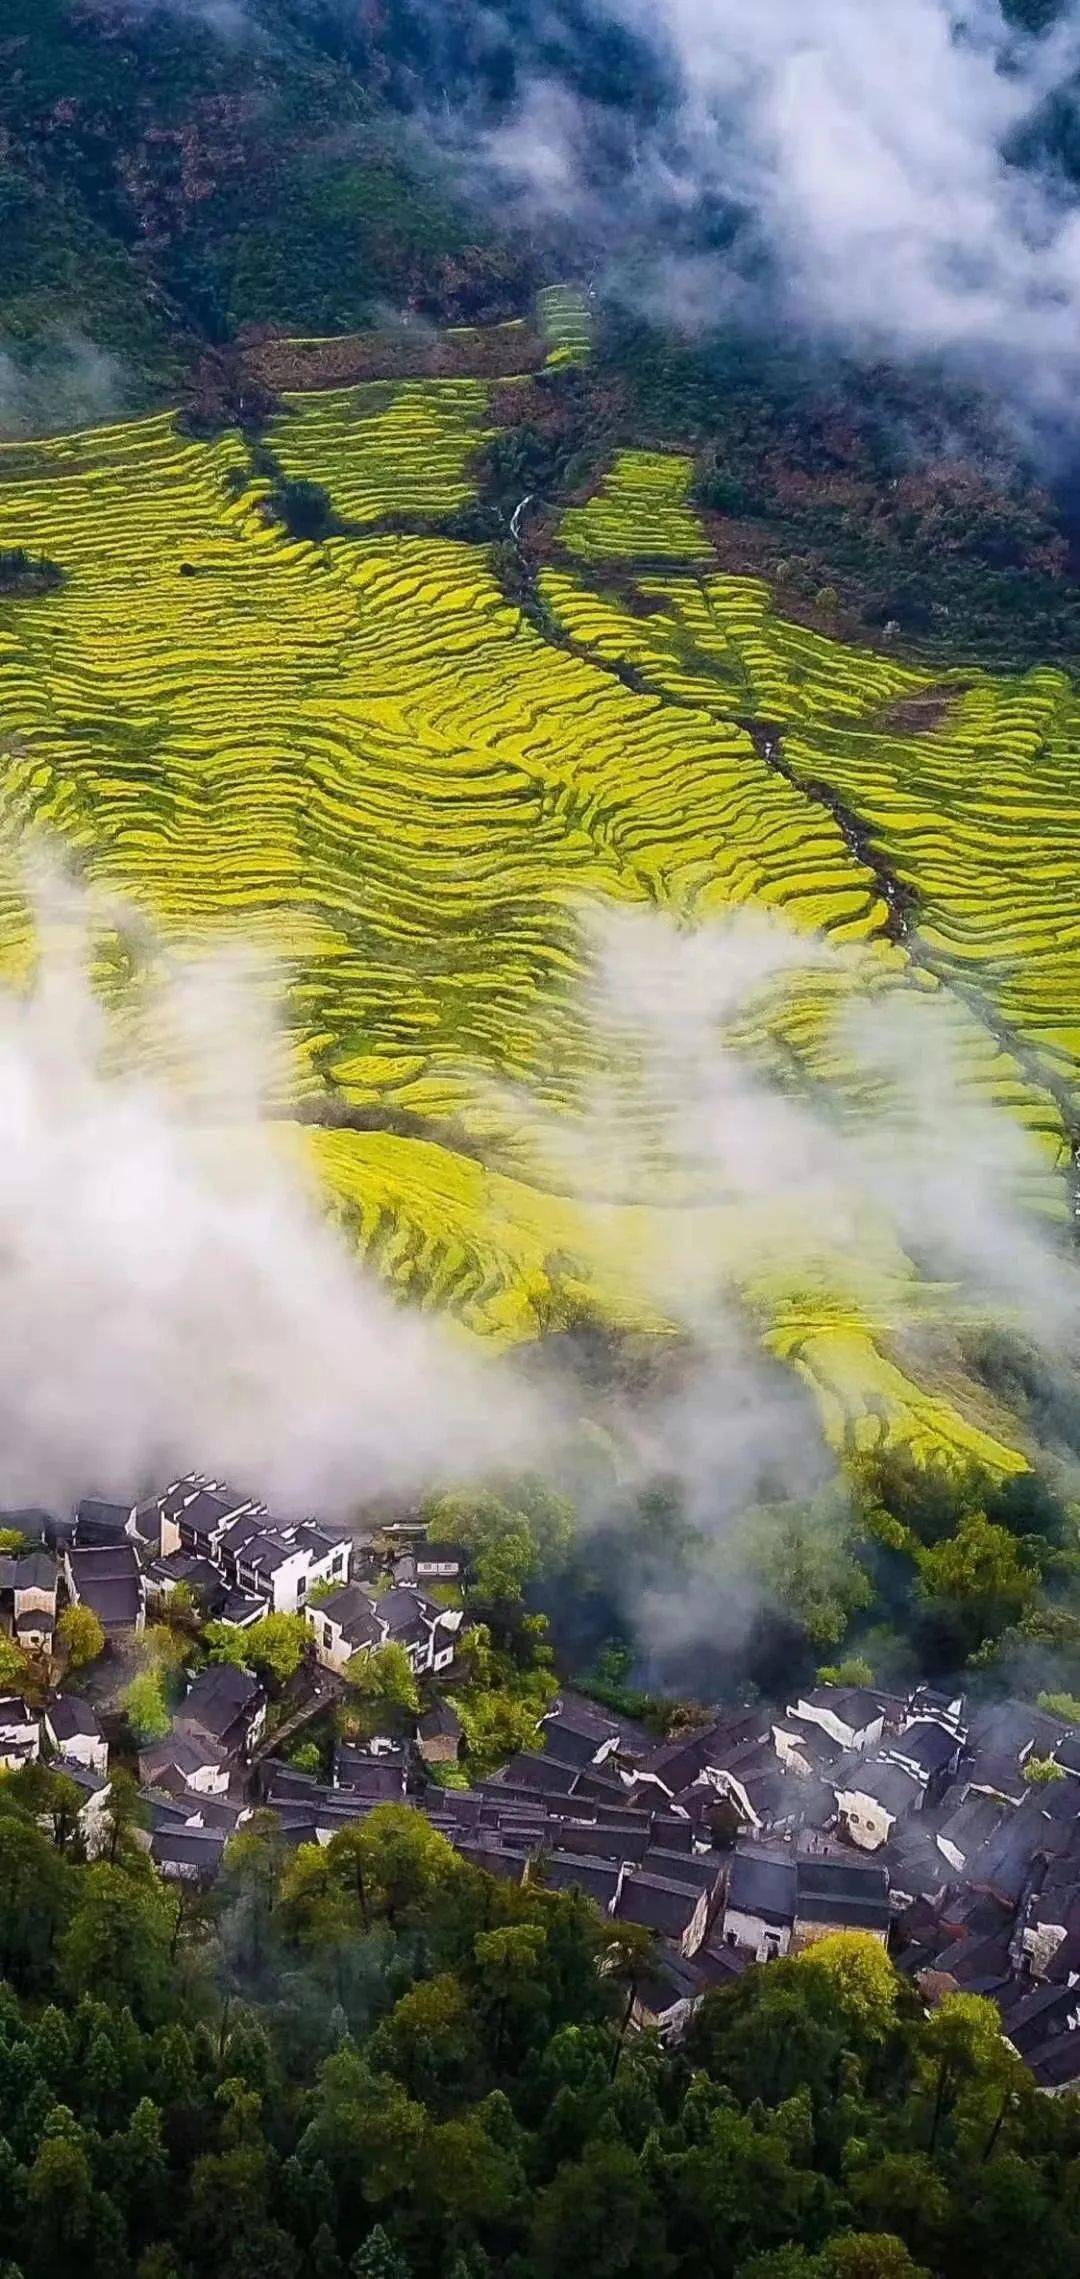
[0,1775,1076,2279]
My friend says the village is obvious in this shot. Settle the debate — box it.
[1,1474,1079,2097]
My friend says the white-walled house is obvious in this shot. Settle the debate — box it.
[215,1514,351,1615]
[140,1732,231,1796]
[792,1686,885,1756]
[307,1579,459,1678]
[45,1694,109,1776]
[0,1696,40,1770]
[835,1756,922,1850]
[720,1847,797,1960]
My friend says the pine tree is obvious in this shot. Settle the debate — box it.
[310,2222,344,2279]
[350,2227,412,2279]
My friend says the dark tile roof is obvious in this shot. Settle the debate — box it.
[967,1697,1065,1763]
[642,1712,764,1795]
[417,1699,462,1742]
[223,1521,293,1575]
[176,1486,255,1538]
[16,1609,54,1639]
[551,1820,651,1865]
[140,1732,228,1784]
[538,1852,621,1908]
[799,1686,884,1729]
[457,1841,529,1882]
[13,1551,57,1593]
[572,1767,629,1806]
[727,1845,797,1925]
[693,1938,753,1987]
[550,1689,650,1754]
[61,1763,109,1801]
[539,1719,608,1772]
[333,1757,406,1802]
[67,1543,142,1629]
[74,1500,131,1544]
[796,1855,890,1931]
[150,1825,226,1874]
[219,1589,266,1628]
[650,1812,694,1850]
[46,1694,102,1742]
[616,1871,702,1938]
[147,1551,223,1597]
[891,1719,961,1776]
[775,1716,844,1770]
[495,1751,577,1796]
[316,1583,384,1647]
[382,1587,441,1633]
[0,1508,58,1542]
[416,1542,463,1570]
[177,1662,261,1742]
[837,1755,922,1815]
[641,1846,721,1895]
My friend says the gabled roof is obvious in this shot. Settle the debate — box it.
[220,1518,293,1573]
[66,1542,142,1629]
[642,1711,764,1795]
[174,1484,258,1537]
[935,1789,1008,1863]
[59,1762,109,1802]
[150,1825,226,1873]
[616,1870,702,1937]
[0,1508,57,1542]
[140,1731,228,1783]
[334,1757,406,1802]
[46,1694,103,1742]
[798,1685,884,1729]
[382,1587,440,1632]
[641,1846,720,1894]
[837,1754,921,1816]
[539,1719,607,1772]
[551,1820,651,1865]
[177,1661,261,1741]
[967,1697,1065,1764]
[16,1609,54,1640]
[727,1845,797,1925]
[13,1551,57,1593]
[891,1719,961,1775]
[418,1699,462,1742]
[795,1854,890,1931]
[218,1589,265,1629]
[539,1852,620,1908]
[496,1751,577,1796]
[74,1499,131,1543]
[315,1582,385,1650]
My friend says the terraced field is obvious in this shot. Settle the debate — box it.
[560,451,711,563]
[0,341,1073,1480]
[269,380,495,526]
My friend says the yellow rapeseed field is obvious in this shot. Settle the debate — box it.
[0,350,1069,1476]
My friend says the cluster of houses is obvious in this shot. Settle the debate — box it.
[5,1480,1080,2092]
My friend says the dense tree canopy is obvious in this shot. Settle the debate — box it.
[0,1766,1072,2279]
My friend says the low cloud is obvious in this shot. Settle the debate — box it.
[0,336,128,443]
[483,0,1080,421]
[0,878,544,1516]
